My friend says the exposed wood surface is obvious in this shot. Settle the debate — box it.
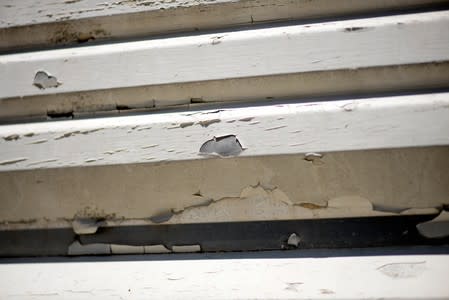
[1,252,448,299]
[1,11,448,101]
[1,0,447,51]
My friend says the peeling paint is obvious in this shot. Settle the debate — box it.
[417,210,449,238]
[304,152,324,165]
[198,118,220,127]
[239,117,254,122]
[3,134,20,141]
[342,102,357,111]
[150,187,412,224]
[377,261,426,278]
[137,126,152,131]
[172,198,214,214]
[81,128,103,134]
[111,244,144,254]
[28,139,48,144]
[104,148,126,155]
[211,35,224,45]
[27,159,58,166]
[372,204,410,213]
[285,282,303,292]
[84,158,101,163]
[141,144,158,149]
[199,134,243,157]
[287,233,300,247]
[179,121,194,128]
[144,245,171,254]
[265,125,286,131]
[0,157,28,165]
[33,71,61,89]
[344,26,367,32]
[298,203,327,209]
[55,131,81,140]
[72,218,104,234]
[150,210,174,223]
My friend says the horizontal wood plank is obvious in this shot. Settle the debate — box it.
[0,92,448,172]
[1,252,448,299]
[2,61,449,123]
[1,11,448,101]
[1,0,448,51]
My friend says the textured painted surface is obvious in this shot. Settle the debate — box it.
[0,0,239,27]
[1,0,447,51]
[2,62,449,122]
[1,93,448,172]
[0,253,448,299]
[0,147,447,225]
[1,11,449,100]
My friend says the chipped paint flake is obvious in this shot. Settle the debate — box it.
[150,210,174,223]
[144,245,171,254]
[287,233,301,247]
[27,159,58,166]
[377,261,426,278]
[199,135,243,157]
[0,157,28,165]
[265,125,287,131]
[417,210,449,238]
[198,119,221,127]
[3,134,20,141]
[29,139,48,144]
[33,71,61,89]
[72,218,103,235]
[111,244,144,254]
[304,152,324,165]
[141,144,158,149]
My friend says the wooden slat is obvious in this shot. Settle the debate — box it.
[1,252,448,299]
[1,62,449,122]
[1,11,448,101]
[1,0,448,52]
[1,92,448,172]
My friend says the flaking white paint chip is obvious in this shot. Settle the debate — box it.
[144,245,172,254]
[33,71,61,89]
[287,233,301,247]
[199,135,244,157]
[110,244,145,254]
[72,218,102,234]
[417,211,449,238]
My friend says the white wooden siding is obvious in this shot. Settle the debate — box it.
[1,92,448,172]
[1,11,448,101]
[1,252,448,299]
[1,0,447,51]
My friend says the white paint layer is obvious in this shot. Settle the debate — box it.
[0,92,448,172]
[1,11,449,99]
[0,252,448,299]
[1,0,446,51]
